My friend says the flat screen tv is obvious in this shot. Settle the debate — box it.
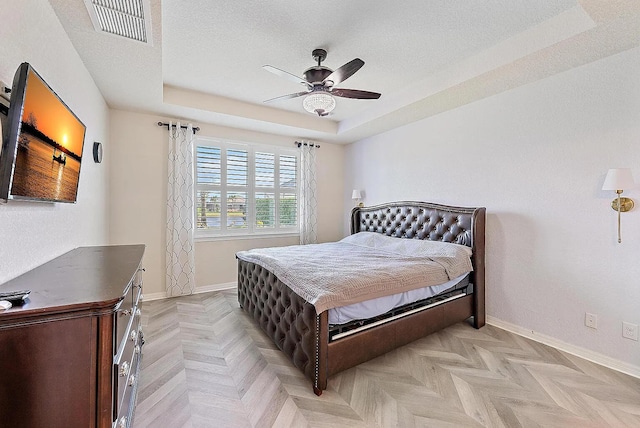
[0,62,86,203]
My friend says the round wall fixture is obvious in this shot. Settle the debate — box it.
[93,142,102,163]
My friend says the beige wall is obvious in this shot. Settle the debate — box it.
[0,0,110,284]
[195,236,298,287]
[109,109,345,295]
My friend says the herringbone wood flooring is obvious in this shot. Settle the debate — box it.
[133,290,640,427]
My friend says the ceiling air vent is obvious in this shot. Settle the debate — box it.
[84,0,152,44]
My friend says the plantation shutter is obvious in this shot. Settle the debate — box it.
[194,139,299,236]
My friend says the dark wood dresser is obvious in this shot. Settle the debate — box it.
[0,245,145,428]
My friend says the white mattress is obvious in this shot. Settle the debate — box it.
[328,273,469,325]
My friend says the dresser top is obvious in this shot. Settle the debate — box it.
[0,245,145,320]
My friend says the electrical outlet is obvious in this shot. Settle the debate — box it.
[622,322,639,341]
[585,313,597,329]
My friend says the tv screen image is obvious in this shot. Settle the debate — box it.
[0,63,86,203]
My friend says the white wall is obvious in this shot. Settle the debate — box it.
[0,0,110,284]
[345,47,640,369]
[109,109,345,296]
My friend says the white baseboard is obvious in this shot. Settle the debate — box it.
[142,291,167,301]
[487,316,640,379]
[194,281,237,293]
[142,282,237,302]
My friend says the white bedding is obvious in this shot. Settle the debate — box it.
[328,273,468,325]
[236,232,473,313]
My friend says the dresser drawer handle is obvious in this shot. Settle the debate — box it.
[130,330,137,342]
[119,361,130,377]
[134,345,141,355]
[121,309,131,316]
[135,308,141,317]
[128,375,136,387]
[118,416,127,428]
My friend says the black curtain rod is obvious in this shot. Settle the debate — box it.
[157,121,200,134]
[295,141,320,148]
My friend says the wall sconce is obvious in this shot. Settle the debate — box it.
[602,168,635,243]
[352,189,363,207]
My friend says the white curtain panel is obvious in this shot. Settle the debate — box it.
[166,122,196,297]
[299,142,318,245]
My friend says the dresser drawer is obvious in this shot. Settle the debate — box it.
[114,323,142,422]
[115,269,142,355]
[133,286,142,317]
[133,268,143,295]
[114,343,141,428]
[115,285,135,354]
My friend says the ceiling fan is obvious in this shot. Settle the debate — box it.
[263,48,381,117]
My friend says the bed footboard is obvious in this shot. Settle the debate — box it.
[237,259,328,392]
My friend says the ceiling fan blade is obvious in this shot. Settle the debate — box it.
[323,58,364,87]
[263,65,310,87]
[263,91,309,103]
[331,88,381,99]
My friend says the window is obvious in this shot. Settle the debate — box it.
[195,138,299,238]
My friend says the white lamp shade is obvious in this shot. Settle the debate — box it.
[351,189,361,200]
[602,168,635,191]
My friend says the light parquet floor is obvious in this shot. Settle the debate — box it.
[133,290,640,428]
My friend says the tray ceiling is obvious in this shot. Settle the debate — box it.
[49,0,640,143]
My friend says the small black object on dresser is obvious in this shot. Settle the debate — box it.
[0,289,30,303]
[0,245,145,428]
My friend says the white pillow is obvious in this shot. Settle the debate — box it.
[340,231,472,258]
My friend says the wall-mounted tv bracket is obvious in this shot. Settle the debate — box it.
[0,80,10,114]
[0,80,11,100]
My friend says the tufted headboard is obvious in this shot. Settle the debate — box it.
[350,201,486,323]
[350,201,482,246]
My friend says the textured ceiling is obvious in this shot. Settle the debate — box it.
[49,0,640,144]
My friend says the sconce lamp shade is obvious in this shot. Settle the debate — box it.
[351,189,362,200]
[602,168,635,191]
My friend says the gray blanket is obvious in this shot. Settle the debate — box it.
[236,233,473,313]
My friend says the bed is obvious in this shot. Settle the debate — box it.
[237,201,486,395]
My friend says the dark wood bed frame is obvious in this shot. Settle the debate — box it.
[237,201,486,395]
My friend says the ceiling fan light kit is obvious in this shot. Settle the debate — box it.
[303,93,336,116]
[263,48,381,117]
